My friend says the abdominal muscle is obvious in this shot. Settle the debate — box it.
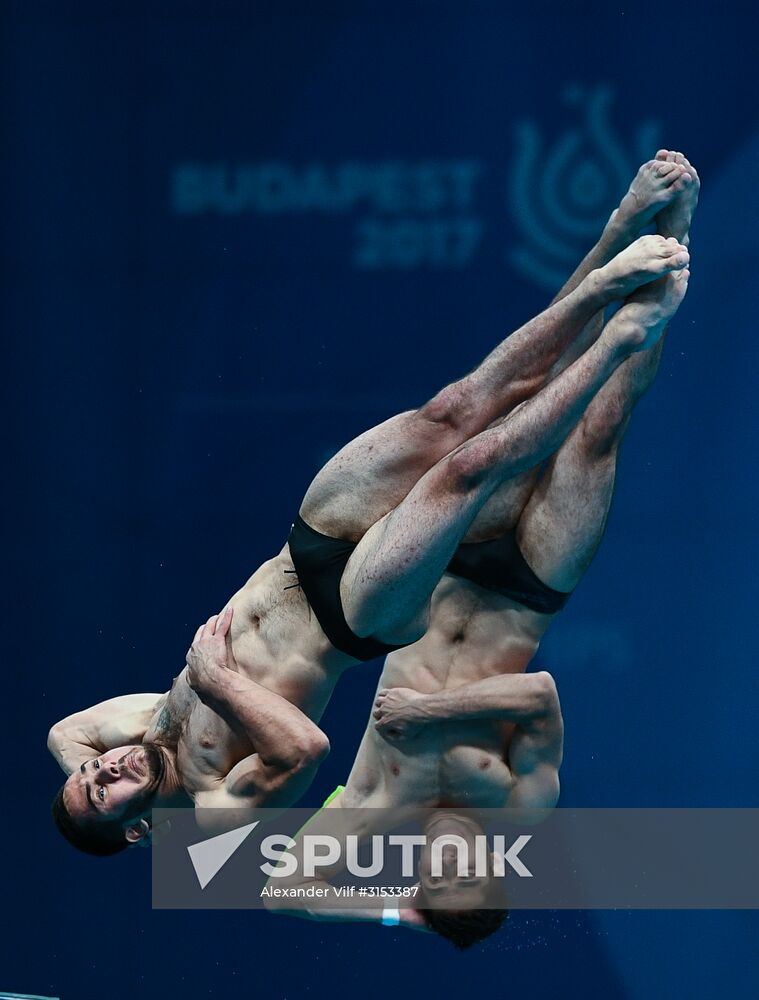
[223,546,353,720]
[145,546,350,798]
[343,574,556,809]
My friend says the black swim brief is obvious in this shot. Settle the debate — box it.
[447,531,571,615]
[287,515,408,662]
[287,515,571,662]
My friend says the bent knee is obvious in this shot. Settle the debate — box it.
[347,587,430,645]
[419,382,476,436]
[444,438,500,491]
[580,404,628,458]
[373,607,429,648]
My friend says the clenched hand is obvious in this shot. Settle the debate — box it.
[186,607,237,697]
[373,687,430,743]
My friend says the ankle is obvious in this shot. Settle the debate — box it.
[599,321,643,359]
[604,208,640,250]
[581,269,613,311]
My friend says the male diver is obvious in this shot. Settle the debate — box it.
[48,152,697,857]
[261,151,700,946]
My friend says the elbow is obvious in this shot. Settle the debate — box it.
[305,730,331,765]
[532,671,559,713]
[292,729,331,771]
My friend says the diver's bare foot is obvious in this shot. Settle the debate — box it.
[606,267,690,354]
[593,234,689,303]
[611,159,692,238]
[654,149,700,244]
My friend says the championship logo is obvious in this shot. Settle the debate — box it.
[508,85,662,289]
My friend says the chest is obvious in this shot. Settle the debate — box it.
[372,720,515,808]
[178,697,255,794]
[150,672,254,795]
[437,740,515,807]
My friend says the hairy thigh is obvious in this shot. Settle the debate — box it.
[458,407,540,541]
[337,508,433,644]
[299,407,465,540]
[517,425,619,593]
[337,451,486,643]
[461,469,539,541]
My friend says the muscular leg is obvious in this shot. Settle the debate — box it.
[516,337,665,592]
[340,268,688,643]
[301,236,688,540]
[515,151,699,590]
[461,157,694,542]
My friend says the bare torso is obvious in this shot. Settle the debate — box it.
[340,572,557,810]
[143,544,354,799]
[142,473,556,804]
[135,453,553,804]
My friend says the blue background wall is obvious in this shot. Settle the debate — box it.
[5,2,759,998]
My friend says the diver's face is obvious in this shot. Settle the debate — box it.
[62,745,163,823]
[418,813,492,909]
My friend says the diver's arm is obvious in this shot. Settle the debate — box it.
[264,888,428,929]
[47,693,166,776]
[373,671,559,738]
[506,679,564,814]
[261,797,429,929]
[372,674,563,816]
[187,609,330,808]
[198,670,329,783]
[263,849,427,928]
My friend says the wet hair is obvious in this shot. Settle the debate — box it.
[418,904,509,950]
[416,872,509,949]
[51,786,130,856]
